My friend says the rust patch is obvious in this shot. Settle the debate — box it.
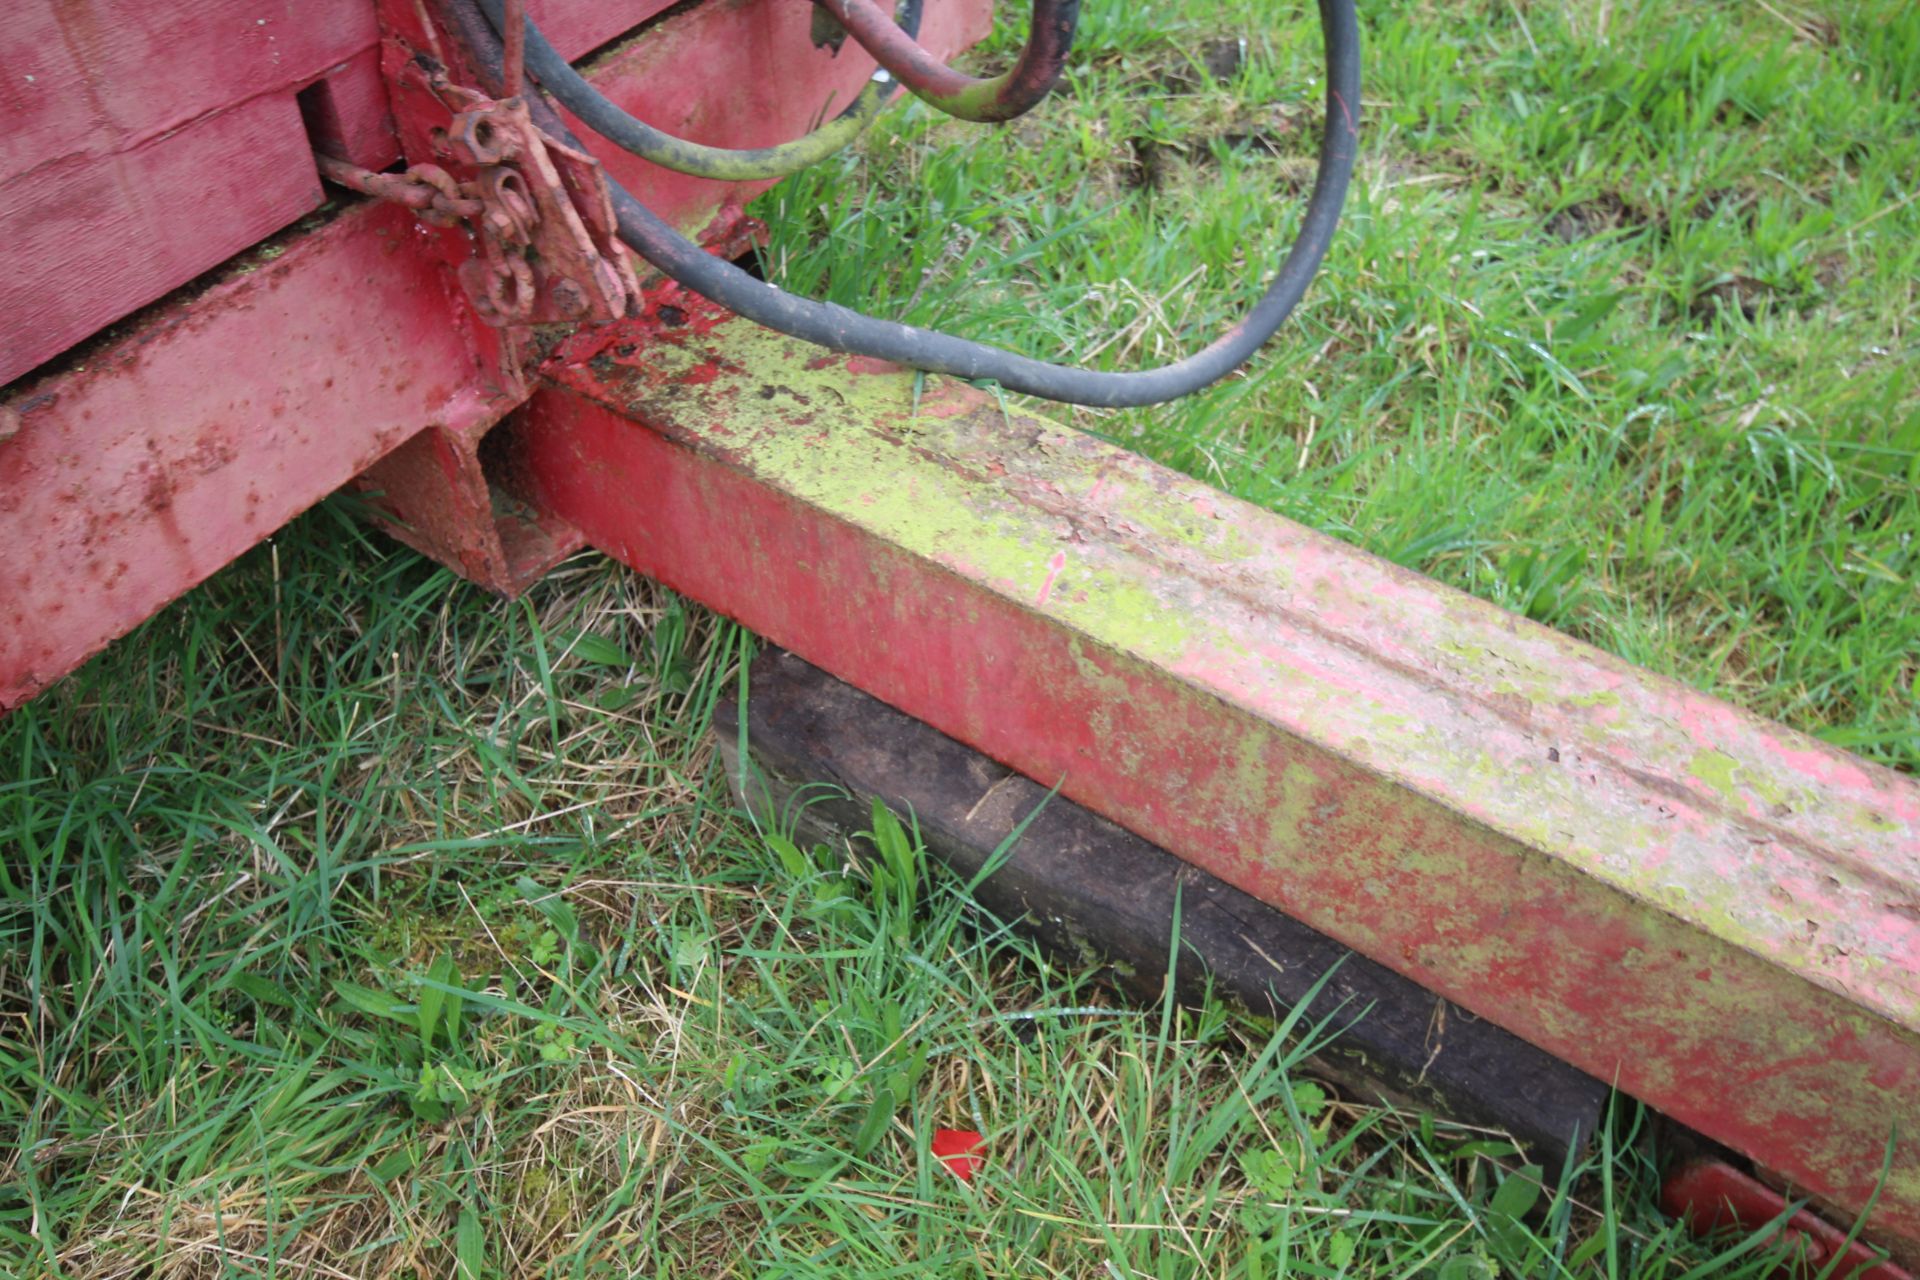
[140,465,176,513]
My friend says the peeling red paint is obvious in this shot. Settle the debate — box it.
[0,202,483,709]
[1035,550,1067,607]
[3,0,997,707]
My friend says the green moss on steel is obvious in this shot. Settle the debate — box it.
[1166,684,1853,1048]
[1443,646,1624,716]
[1689,748,1789,810]
[1108,476,1263,563]
[592,328,1920,1233]
[1690,749,1745,805]
[639,331,1198,663]
[922,77,1005,122]
[1861,807,1901,833]
[1062,634,1126,689]
[684,333,1875,1025]
[610,326,1920,1066]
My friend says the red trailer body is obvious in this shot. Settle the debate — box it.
[2,1,1917,1269]
[1,0,990,698]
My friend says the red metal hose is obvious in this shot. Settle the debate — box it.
[815,0,1080,122]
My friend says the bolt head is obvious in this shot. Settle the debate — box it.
[550,279,590,318]
[448,109,513,166]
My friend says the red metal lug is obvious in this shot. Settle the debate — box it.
[1665,1160,1916,1280]
[381,48,638,328]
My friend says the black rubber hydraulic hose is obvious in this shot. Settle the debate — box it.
[476,0,924,181]
[463,0,1359,409]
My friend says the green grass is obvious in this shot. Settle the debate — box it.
[4,0,1917,1275]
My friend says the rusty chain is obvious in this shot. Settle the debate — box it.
[314,134,543,323]
[314,152,484,227]
[315,32,636,329]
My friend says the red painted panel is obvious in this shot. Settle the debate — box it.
[350,415,589,595]
[1,0,997,702]
[0,0,680,187]
[0,201,506,707]
[297,47,400,170]
[0,0,379,383]
[531,0,686,62]
[1664,1161,1916,1280]
[0,0,691,385]
[0,91,326,386]
[0,1,376,180]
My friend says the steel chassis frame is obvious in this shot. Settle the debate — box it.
[2,0,1916,1266]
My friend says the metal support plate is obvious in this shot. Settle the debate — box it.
[510,300,1920,1261]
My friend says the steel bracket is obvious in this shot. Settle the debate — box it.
[371,1,641,335]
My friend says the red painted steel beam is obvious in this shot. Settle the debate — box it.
[0,0,992,709]
[1663,1161,1916,1280]
[0,199,500,706]
[507,300,1920,1265]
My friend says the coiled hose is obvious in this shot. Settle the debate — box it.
[476,0,925,180]
[813,0,1081,123]
[460,0,1360,409]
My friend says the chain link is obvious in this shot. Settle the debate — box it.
[315,153,485,227]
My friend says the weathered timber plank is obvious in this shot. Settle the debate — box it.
[0,0,670,184]
[717,647,1610,1166]
[0,1,376,181]
[531,0,688,64]
[1,92,324,386]
[297,47,400,170]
